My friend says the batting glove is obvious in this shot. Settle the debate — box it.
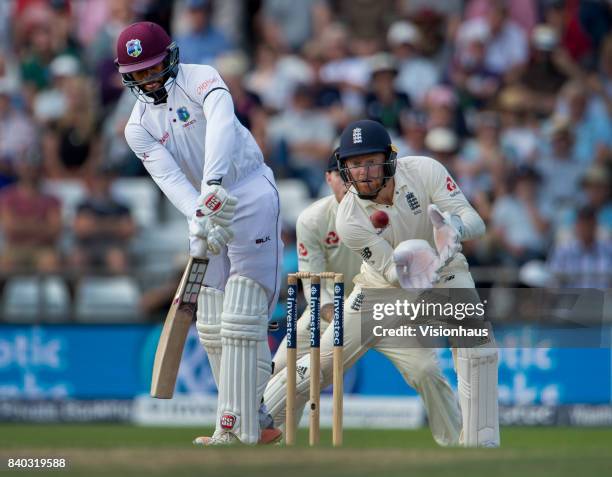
[196,184,238,228]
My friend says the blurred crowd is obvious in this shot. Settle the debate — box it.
[0,0,611,321]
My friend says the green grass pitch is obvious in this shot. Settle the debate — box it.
[1,425,611,477]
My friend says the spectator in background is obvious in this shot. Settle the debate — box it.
[424,85,467,137]
[87,0,134,68]
[260,0,325,52]
[70,167,135,274]
[543,0,593,67]
[556,166,612,244]
[535,116,585,223]
[215,51,263,132]
[457,0,528,82]
[498,86,540,166]
[0,151,62,272]
[387,20,439,106]
[457,111,506,200]
[364,53,410,136]
[557,80,612,166]
[424,127,460,176]
[395,110,428,156]
[42,74,99,178]
[318,23,371,116]
[548,206,612,288]
[519,25,578,116]
[175,0,233,66]
[450,18,501,110]
[491,167,550,265]
[244,43,311,113]
[267,83,335,195]
[301,41,344,126]
[0,82,36,188]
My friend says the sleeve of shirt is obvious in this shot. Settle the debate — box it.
[184,65,235,189]
[125,122,199,218]
[336,199,399,286]
[425,157,486,240]
[296,209,333,307]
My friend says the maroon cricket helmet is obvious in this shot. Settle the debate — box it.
[115,22,173,73]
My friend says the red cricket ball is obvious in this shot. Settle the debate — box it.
[370,210,389,229]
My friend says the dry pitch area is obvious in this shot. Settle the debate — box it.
[1,425,611,477]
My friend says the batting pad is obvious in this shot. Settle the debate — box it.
[196,287,224,389]
[217,275,271,444]
[456,345,500,447]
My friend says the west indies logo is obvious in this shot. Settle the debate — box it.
[177,106,190,122]
[126,39,142,58]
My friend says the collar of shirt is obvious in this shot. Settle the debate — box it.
[353,172,409,211]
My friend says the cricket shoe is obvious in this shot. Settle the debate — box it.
[193,428,282,446]
[193,430,241,446]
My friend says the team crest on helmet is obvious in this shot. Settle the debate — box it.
[126,39,142,58]
[177,106,190,122]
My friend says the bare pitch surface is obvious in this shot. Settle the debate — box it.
[1,425,611,477]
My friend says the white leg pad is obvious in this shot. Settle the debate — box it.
[456,345,500,447]
[217,275,271,444]
[263,354,321,429]
[196,287,224,389]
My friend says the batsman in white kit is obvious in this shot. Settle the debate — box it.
[116,22,282,445]
[269,120,499,447]
[266,155,464,446]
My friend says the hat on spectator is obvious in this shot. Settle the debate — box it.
[50,55,80,78]
[497,86,529,112]
[216,51,248,77]
[0,79,16,96]
[369,53,398,76]
[387,21,420,47]
[532,25,559,51]
[547,115,572,138]
[581,166,610,187]
[425,128,458,153]
[458,21,490,45]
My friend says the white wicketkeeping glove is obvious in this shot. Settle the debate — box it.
[393,239,441,289]
[427,204,463,269]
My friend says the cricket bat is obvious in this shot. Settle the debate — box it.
[150,256,209,398]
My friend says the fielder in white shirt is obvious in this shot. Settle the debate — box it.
[265,155,464,446]
[116,22,282,446]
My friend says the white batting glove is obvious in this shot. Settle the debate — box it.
[189,234,208,259]
[393,239,441,289]
[427,204,463,269]
[196,184,238,228]
[189,217,232,256]
[207,224,232,255]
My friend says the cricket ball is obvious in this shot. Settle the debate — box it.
[370,210,389,229]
